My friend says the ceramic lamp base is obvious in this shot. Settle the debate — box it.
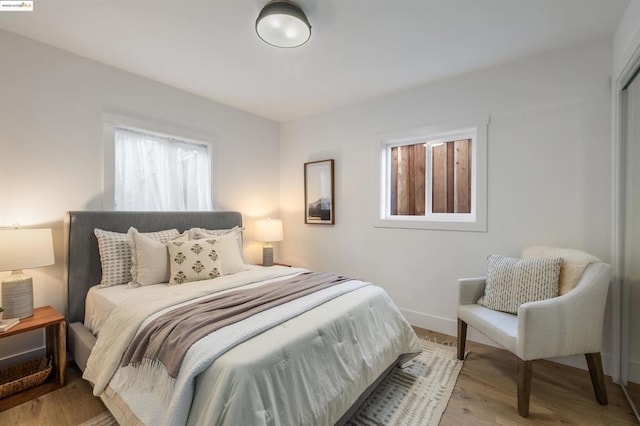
[2,272,34,319]
[262,246,274,267]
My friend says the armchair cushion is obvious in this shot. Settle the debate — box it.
[458,304,518,353]
[521,246,600,295]
[478,254,562,314]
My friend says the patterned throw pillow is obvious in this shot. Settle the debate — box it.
[94,228,179,287]
[190,226,245,260]
[477,254,562,314]
[167,239,224,285]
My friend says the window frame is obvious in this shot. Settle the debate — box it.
[425,132,475,220]
[102,112,218,211]
[376,116,488,232]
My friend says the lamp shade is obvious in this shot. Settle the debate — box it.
[256,1,311,48]
[0,228,55,272]
[255,219,284,243]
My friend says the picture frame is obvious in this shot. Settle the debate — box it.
[304,159,334,224]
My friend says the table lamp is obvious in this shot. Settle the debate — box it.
[0,228,54,319]
[255,219,283,267]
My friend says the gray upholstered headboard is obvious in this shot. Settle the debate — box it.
[64,211,243,324]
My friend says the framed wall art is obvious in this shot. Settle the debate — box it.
[304,159,334,224]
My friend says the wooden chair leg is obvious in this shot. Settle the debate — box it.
[517,358,533,417]
[585,352,608,405]
[457,319,467,360]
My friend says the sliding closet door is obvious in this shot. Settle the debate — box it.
[624,70,640,388]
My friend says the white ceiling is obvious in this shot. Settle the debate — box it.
[0,0,629,122]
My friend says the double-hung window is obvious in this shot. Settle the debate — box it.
[378,117,488,231]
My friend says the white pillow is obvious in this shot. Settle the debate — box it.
[216,231,250,275]
[95,227,179,287]
[521,246,600,295]
[167,238,224,285]
[129,231,189,287]
[190,226,245,260]
[126,227,180,287]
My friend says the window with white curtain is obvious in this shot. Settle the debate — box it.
[114,127,213,211]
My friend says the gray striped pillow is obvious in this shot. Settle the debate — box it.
[95,228,179,287]
[477,254,562,314]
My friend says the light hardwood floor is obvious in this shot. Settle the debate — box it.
[1,327,638,425]
[412,327,640,426]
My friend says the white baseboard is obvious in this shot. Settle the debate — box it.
[549,353,614,378]
[401,308,501,348]
[401,308,614,377]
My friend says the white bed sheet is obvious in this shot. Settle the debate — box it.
[85,283,160,336]
[84,265,271,336]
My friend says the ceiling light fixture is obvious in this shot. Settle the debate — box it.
[256,1,311,48]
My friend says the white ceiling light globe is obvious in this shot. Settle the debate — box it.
[256,1,311,48]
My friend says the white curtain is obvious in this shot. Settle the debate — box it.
[114,128,213,211]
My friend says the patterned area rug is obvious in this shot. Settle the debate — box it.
[78,411,118,426]
[79,339,463,426]
[346,339,463,425]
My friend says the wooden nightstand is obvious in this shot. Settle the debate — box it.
[0,306,66,411]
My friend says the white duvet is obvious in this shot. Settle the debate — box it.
[83,266,421,426]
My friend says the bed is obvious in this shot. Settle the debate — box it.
[64,211,421,425]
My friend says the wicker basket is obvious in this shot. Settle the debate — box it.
[0,357,52,399]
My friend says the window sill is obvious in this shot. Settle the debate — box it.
[374,217,487,232]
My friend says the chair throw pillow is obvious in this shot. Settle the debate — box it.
[167,238,224,285]
[477,254,562,314]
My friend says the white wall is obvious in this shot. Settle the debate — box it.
[279,41,615,372]
[0,31,279,363]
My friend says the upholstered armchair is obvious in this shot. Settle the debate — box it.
[457,260,611,417]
